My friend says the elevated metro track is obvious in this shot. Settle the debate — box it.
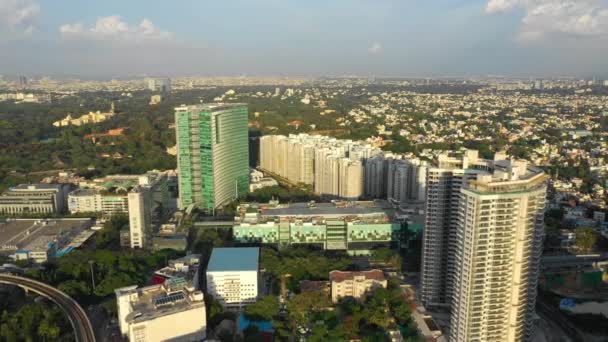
[0,274,96,342]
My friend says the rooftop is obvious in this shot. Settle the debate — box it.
[175,103,247,113]
[0,219,92,252]
[6,184,61,192]
[256,200,390,219]
[207,247,259,273]
[329,269,386,283]
[116,279,205,324]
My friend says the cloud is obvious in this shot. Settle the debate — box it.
[486,0,520,14]
[60,15,172,41]
[0,0,39,34]
[486,0,608,41]
[368,42,382,54]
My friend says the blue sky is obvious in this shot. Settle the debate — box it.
[1,0,607,78]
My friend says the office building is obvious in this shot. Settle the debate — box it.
[329,269,387,303]
[115,278,206,342]
[68,189,128,215]
[0,184,67,215]
[420,150,548,341]
[233,201,403,252]
[147,78,171,93]
[67,171,171,249]
[175,104,249,211]
[206,247,259,309]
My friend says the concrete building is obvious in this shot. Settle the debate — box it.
[260,134,380,199]
[67,171,171,249]
[420,150,548,341]
[0,184,67,215]
[147,78,171,93]
[68,189,128,215]
[115,278,206,342]
[249,169,278,192]
[127,173,170,249]
[329,269,387,303]
[153,254,201,288]
[233,201,402,252]
[421,150,489,309]
[175,104,249,211]
[206,247,259,309]
[1,219,94,263]
[259,134,427,202]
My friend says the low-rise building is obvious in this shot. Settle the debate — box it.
[0,184,67,215]
[233,201,403,252]
[67,171,173,249]
[1,219,94,263]
[206,247,259,309]
[115,278,206,342]
[153,254,201,288]
[329,269,387,303]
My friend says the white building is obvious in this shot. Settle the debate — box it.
[115,278,206,342]
[67,171,171,249]
[0,184,67,215]
[420,150,548,341]
[206,247,259,309]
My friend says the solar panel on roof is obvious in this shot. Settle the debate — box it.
[154,292,185,307]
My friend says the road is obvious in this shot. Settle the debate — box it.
[0,274,96,342]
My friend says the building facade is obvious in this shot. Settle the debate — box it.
[421,150,490,308]
[233,201,403,252]
[259,134,427,203]
[206,247,259,309]
[329,269,387,303]
[420,150,547,341]
[449,162,547,342]
[176,104,249,211]
[0,184,67,215]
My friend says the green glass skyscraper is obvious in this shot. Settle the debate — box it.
[175,104,249,211]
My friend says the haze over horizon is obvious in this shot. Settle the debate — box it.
[1,0,608,78]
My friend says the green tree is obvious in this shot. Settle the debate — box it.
[575,228,597,253]
[244,296,279,321]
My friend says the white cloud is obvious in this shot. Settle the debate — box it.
[0,0,39,33]
[60,15,172,41]
[368,42,382,54]
[486,0,608,41]
[486,0,521,14]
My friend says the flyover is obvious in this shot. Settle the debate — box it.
[0,274,96,342]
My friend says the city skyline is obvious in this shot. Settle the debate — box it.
[1,0,608,78]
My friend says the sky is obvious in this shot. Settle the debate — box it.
[1,0,608,78]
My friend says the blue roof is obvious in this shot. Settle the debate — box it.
[207,247,259,272]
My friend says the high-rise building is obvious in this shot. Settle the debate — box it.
[175,104,249,211]
[420,150,547,341]
[147,78,171,93]
[18,75,27,88]
[421,150,487,309]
